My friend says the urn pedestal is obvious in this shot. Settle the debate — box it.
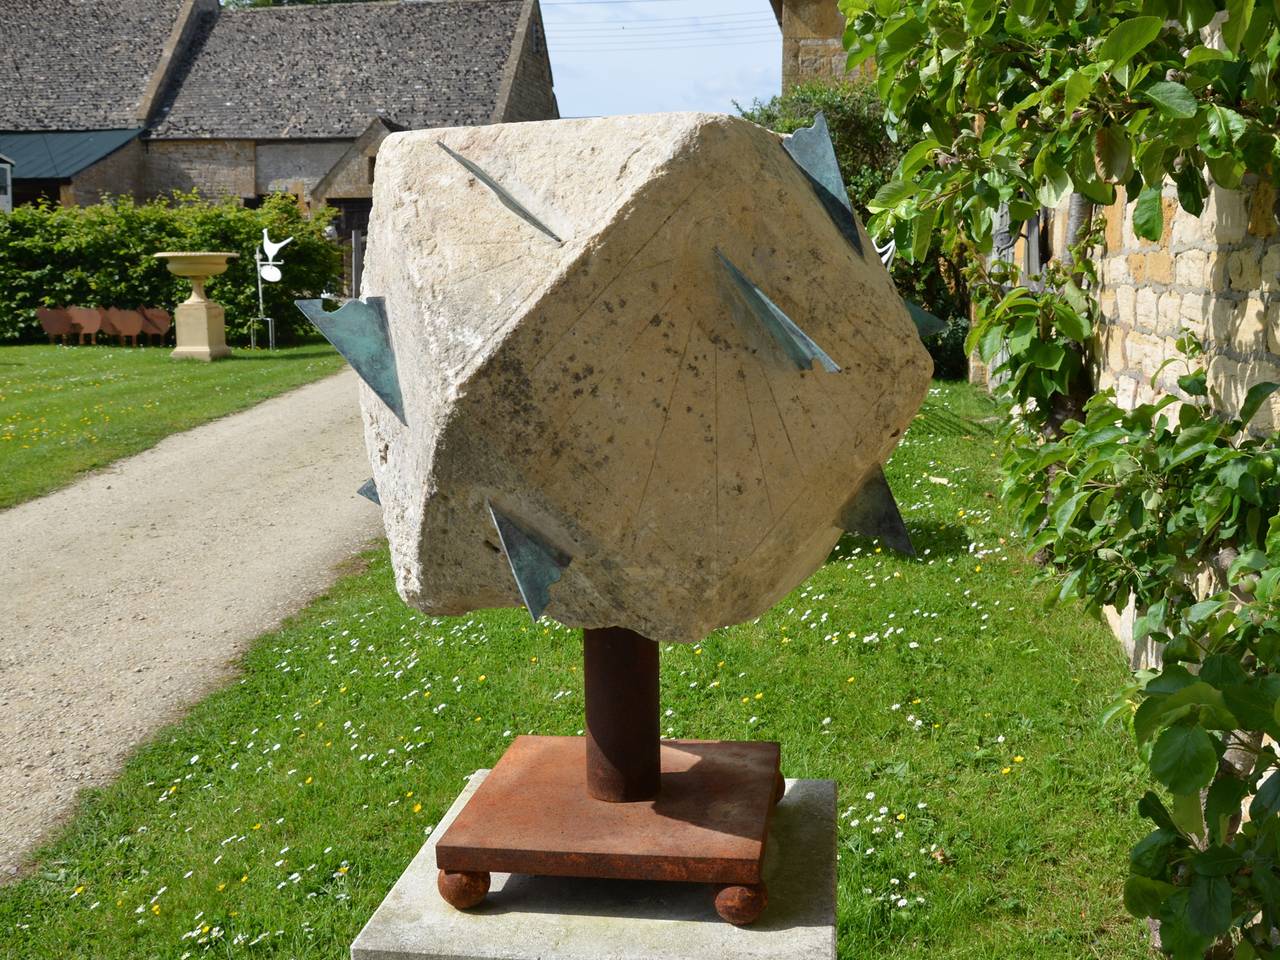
[154,251,237,362]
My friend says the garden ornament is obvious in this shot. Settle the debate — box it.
[300,112,933,926]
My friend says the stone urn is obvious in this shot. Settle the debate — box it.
[154,251,238,361]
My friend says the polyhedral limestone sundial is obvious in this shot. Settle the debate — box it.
[299,112,933,926]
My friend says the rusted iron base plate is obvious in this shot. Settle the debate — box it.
[436,735,781,885]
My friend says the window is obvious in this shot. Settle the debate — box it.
[0,165,11,214]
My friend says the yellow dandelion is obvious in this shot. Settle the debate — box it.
[337,866,349,875]
[530,656,538,663]
[846,676,855,683]
[406,791,414,798]
[754,692,764,700]
[240,874,248,883]
[1013,755,1024,763]
[896,813,906,822]
[478,675,486,682]
[151,904,161,915]
[413,803,423,813]
[217,883,227,892]
[252,823,262,830]
[304,776,313,785]
[741,696,750,704]
[975,564,982,572]
[74,885,84,895]
[1001,767,1011,775]
[423,690,431,698]
[339,685,348,693]
[717,660,725,667]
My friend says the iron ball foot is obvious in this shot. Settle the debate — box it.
[438,869,490,909]
[715,882,768,925]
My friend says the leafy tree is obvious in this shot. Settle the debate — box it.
[840,0,1280,954]
[740,80,971,377]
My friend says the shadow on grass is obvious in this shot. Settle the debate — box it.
[226,347,338,362]
[913,397,999,438]
[827,521,974,563]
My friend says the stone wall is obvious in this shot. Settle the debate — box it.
[66,139,146,205]
[495,0,559,122]
[143,139,256,200]
[254,141,348,202]
[780,0,852,90]
[1094,180,1280,425]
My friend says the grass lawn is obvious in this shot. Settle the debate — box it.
[0,343,346,509]
[0,381,1152,959]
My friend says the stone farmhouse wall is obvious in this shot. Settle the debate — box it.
[64,140,147,206]
[778,0,851,91]
[1094,179,1280,427]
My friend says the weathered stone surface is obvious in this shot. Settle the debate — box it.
[358,114,931,642]
[351,772,837,960]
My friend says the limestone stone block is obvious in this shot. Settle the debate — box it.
[1097,322,1127,373]
[1104,255,1129,286]
[1263,245,1280,293]
[1180,292,1209,337]
[1157,292,1182,337]
[1147,251,1174,285]
[1175,248,1208,288]
[1208,253,1231,292]
[1266,301,1280,355]
[1103,199,1125,252]
[1229,250,1263,292]
[1125,331,1167,374]
[1249,180,1278,239]
[358,114,932,643]
[1115,285,1137,326]
[1127,254,1148,284]
[1135,287,1159,332]
[1210,299,1244,342]
[1171,205,1203,248]
[1232,298,1267,353]
[1207,186,1250,244]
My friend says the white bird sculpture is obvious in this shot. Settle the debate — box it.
[262,229,293,262]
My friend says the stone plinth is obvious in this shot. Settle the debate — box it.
[171,300,232,362]
[351,772,836,960]
[154,251,236,362]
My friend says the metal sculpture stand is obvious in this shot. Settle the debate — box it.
[433,627,784,925]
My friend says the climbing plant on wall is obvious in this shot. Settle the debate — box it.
[840,0,1280,954]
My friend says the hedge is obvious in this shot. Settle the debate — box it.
[740,81,971,379]
[0,192,343,343]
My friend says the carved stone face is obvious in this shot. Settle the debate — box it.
[355,113,932,643]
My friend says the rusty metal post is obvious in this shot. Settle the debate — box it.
[583,627,660,802]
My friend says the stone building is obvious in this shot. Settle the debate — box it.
[0,0,557,228]
[1091,183,1280,429]
[770,0,853,91]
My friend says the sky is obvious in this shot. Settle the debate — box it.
[538,0,783,118]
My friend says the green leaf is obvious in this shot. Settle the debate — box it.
[1097,16,1164,69]
[1133,185,1164,241]
[1250,770,1280,821]
[1124,874,1176,917]
[1193,844,1245,877]
[1064,70,1095,113]
[1131,827,1179,878]
[1037,161,1072,208]
[1095,126,1133,182]
[1185,44,1233,65]
[1205,776,1248,843]
[1239,381,1280,426]
[1224,0,1256,52]
[1142,81,1198,119]
[899,138,942,179]
[869,179,917,212]
[1187,874,1233,937]
[1138,790,1178,830]
[1150,725,1218,795]
[1223,683,1278,732]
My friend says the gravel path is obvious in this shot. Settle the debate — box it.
[0,369,382,878]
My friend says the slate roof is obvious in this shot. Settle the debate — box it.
[0,130,144,179]
[0,0,181,131]
[149,0,525,140]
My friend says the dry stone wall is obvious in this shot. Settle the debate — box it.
[1095,179,1280,425]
